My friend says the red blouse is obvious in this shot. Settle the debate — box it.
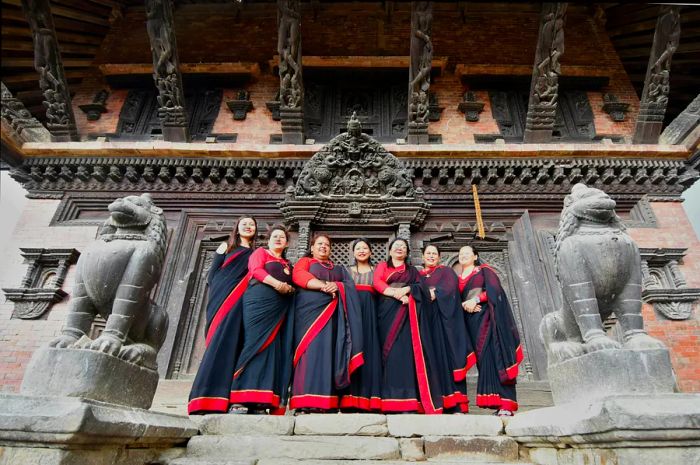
[248,247,289,282]
[458,266,488,302]
[292,256,335,288]
[372,261,407,294]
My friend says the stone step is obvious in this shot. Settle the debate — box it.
[196,414,295,436]
[256,461,534,465]
[169,460,255,465]
[150,379,553,417]
[186,435,401,461]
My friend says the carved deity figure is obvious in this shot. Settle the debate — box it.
[540,184,665,364]
[531,3,566,108]
[408,2,433,125]
[278,0,303,109]
[644,7,681,106]
[50,194,169,370]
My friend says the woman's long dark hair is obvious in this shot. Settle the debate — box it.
[226,216,258,253]
[387,237,410,268]
[350,237,373,265]
[268,224,289,259]
[305,233,332,258]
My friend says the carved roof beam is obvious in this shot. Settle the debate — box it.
[660,94,700,148]
[20,0,79,142]
[523,3,567,144]
[407,1,433,145]
[633,6,681,145]
[145,0,190,142]
[1,82,51,150]
[277,0,304,144]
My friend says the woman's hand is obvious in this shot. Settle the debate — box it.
[399,295,410,305]
[429,288,436,301]
[274,280,294,294]
[321,281,338,295]
[462,299,481,313]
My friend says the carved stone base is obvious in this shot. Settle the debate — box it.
[523,128,553,143]
[633,121,664,144]
[407,122,429,144]
[162,125,190,142]
[547,348,676,405]
[280,107,304,144]
[21,347,159,409]
[0,394,196,465]
[506,394,700,465]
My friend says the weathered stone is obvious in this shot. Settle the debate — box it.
[423,436,520,462]
[294,413,388,436]
[387,414,504,437]
[546,349,676,405]
[20,348,159,410]
[186,435,400,460]
[169,459,255,465]
[197,414,295,436]
[255,461,533,465]
[0,446,180,465]
[506,393,700,445]
[399,437,425,461]
[527,445,700,465]
[0,394,197,446]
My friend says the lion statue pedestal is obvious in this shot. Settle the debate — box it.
[506,184,700,465]
[0,194,197,465]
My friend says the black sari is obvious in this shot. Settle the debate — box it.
[374,262,448,414]
[229,250,295,414]
[340,269,382,411]
[460,264,522,411]
[290,258,364,410]
[421,265,475,412]
[188,245,252,414]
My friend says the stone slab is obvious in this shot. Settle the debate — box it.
[196,414,295,436]
[20,347,159,410]
[387,414,504,437]
[255,461,534,465]
[547,349,675,405]
[399,437,425,461]
[0,446,181,465]
[423,436,520,462]
[294,413,388,436]
[506,393,700,445]
[186,435,400,460]
[527,445,700,465]
[0,394,197,446]
[168,460,255,465]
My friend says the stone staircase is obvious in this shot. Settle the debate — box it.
[166,414,534,465]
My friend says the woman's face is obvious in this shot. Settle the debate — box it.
[353,241,371,264]
[458,246,477,267]
[423,245,440,268]
[389,240,408,262]
[238,217,256,239]
[311,236,331,261]
[268,229,288,251]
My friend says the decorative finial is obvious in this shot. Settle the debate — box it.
[347,111,362,136]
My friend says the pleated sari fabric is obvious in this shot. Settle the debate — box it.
[188,245,253,414]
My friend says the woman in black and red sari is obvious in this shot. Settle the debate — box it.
[340,238,382,411]
[229,226,295,415]
[458,245,522,416]
[374,238,446,414]
[188,216,257,415]
[290,234,364,413]
[420,244,475,413]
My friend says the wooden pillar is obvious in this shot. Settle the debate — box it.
[20,0,78,142]
[278,0,304,144]
[633,6,681,144]
[523,3,567,144]
[145,0,190,142]
[407,1,433,145]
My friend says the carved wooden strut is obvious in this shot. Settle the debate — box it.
[278,0,304,144]
[407,1,433,144]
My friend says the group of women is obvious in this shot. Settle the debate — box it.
[188,216,522,417]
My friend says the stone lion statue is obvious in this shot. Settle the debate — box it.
[540,184,665,364]
[50,193,168,370]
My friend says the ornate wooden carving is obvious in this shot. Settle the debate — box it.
[633,6,681,144]
[640,248,700,320]
[278,0,304,144]
[225,90,253,121]
[407,1,433,144]
[145,0,190,142]
[458,91,485,122]
[279,113,430,229]
[523,2,567,143]
[20,0,78,142]
[660,94,700,145]
[602,93,630,122]
[79,90,109,121]
[2,248,79,319]
[1,82,51,143]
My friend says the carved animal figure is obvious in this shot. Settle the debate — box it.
[50,193,168,370]
[540,184,665,364]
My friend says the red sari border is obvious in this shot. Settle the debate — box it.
[205,272,251,347]
[293,299,338,366]
[229,389,281,407]
[407,295,439,415]
[289,393,340,409]
[187,396,229,414]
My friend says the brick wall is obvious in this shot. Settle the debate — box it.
[628,202,700,392]
[67,3,638,143]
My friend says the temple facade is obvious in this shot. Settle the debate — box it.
[1,1,699,397]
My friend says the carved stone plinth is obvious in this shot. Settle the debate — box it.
[21,347,159,409]
[0,394,197,465]
[280,107,304,144]
[524,103,558,143]
[547,348,675,405]
[407,122,429,144]
[506,394,700,465]
[634,102,668,144]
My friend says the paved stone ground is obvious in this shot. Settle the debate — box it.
[150,379,554,417]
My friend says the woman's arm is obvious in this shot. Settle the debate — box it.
[250,249,293,294]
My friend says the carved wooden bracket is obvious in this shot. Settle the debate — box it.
[640,247,700,320]
[458,91,485,122]
[79,90,109,121]
[2,248,80,319]
[226,90,254,121]
[602,93,629,122]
